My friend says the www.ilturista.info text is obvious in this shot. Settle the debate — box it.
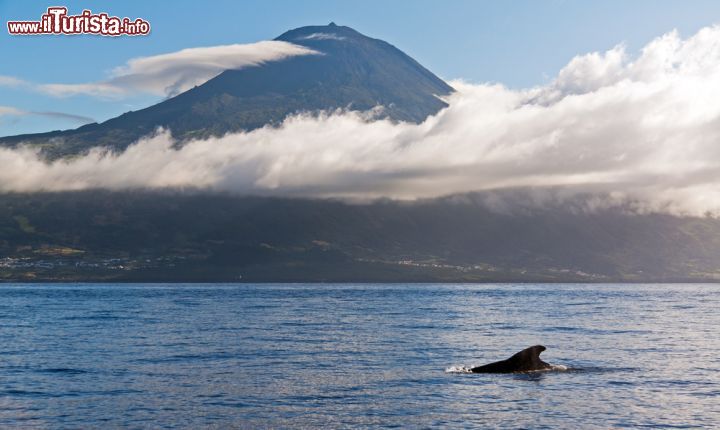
[7,7,150,36]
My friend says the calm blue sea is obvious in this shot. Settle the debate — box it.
[0,283,718,428]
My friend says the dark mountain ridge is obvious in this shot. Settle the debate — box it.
[1,190,719,283]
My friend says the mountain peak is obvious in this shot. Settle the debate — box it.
[274,23,365,44]
[1,24,453,158]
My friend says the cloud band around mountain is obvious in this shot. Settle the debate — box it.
[2,26,720,216]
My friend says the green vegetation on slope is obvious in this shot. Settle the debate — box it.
[1,191,719,282]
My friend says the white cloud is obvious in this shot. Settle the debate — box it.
[37,82,125,98]
[36,41,319,98]
[0,105,94,124]
[0,106,26,116]
[4,25,720,216]
[297,33,346,41]
[0,76,28,88]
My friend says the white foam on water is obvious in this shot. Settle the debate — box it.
[445,364,569,373]
[445,366,473,373]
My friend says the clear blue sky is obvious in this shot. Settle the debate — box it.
[1,0,720,136]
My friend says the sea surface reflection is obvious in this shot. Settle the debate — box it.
[0,283,718,428]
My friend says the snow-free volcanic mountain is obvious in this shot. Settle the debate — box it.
[0,23,454,158]
[4,24,720,283]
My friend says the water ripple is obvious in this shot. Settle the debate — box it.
[0,283,717,428]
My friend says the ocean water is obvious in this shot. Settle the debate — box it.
[0,283,718,428]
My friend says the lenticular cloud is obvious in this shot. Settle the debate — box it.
[38,41,319,98]
[4,25,720,216]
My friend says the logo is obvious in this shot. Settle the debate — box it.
[7,7,151,36]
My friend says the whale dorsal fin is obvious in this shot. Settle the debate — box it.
[471,345,550,373]
[508,345,548,371]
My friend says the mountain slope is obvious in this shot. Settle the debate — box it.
[0,23,453,158]
[2,191,720,282]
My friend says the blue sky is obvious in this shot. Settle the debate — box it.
[1,0,720,136]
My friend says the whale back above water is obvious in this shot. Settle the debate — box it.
[470,345,552,373]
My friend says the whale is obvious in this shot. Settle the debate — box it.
[470,345,553,373]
